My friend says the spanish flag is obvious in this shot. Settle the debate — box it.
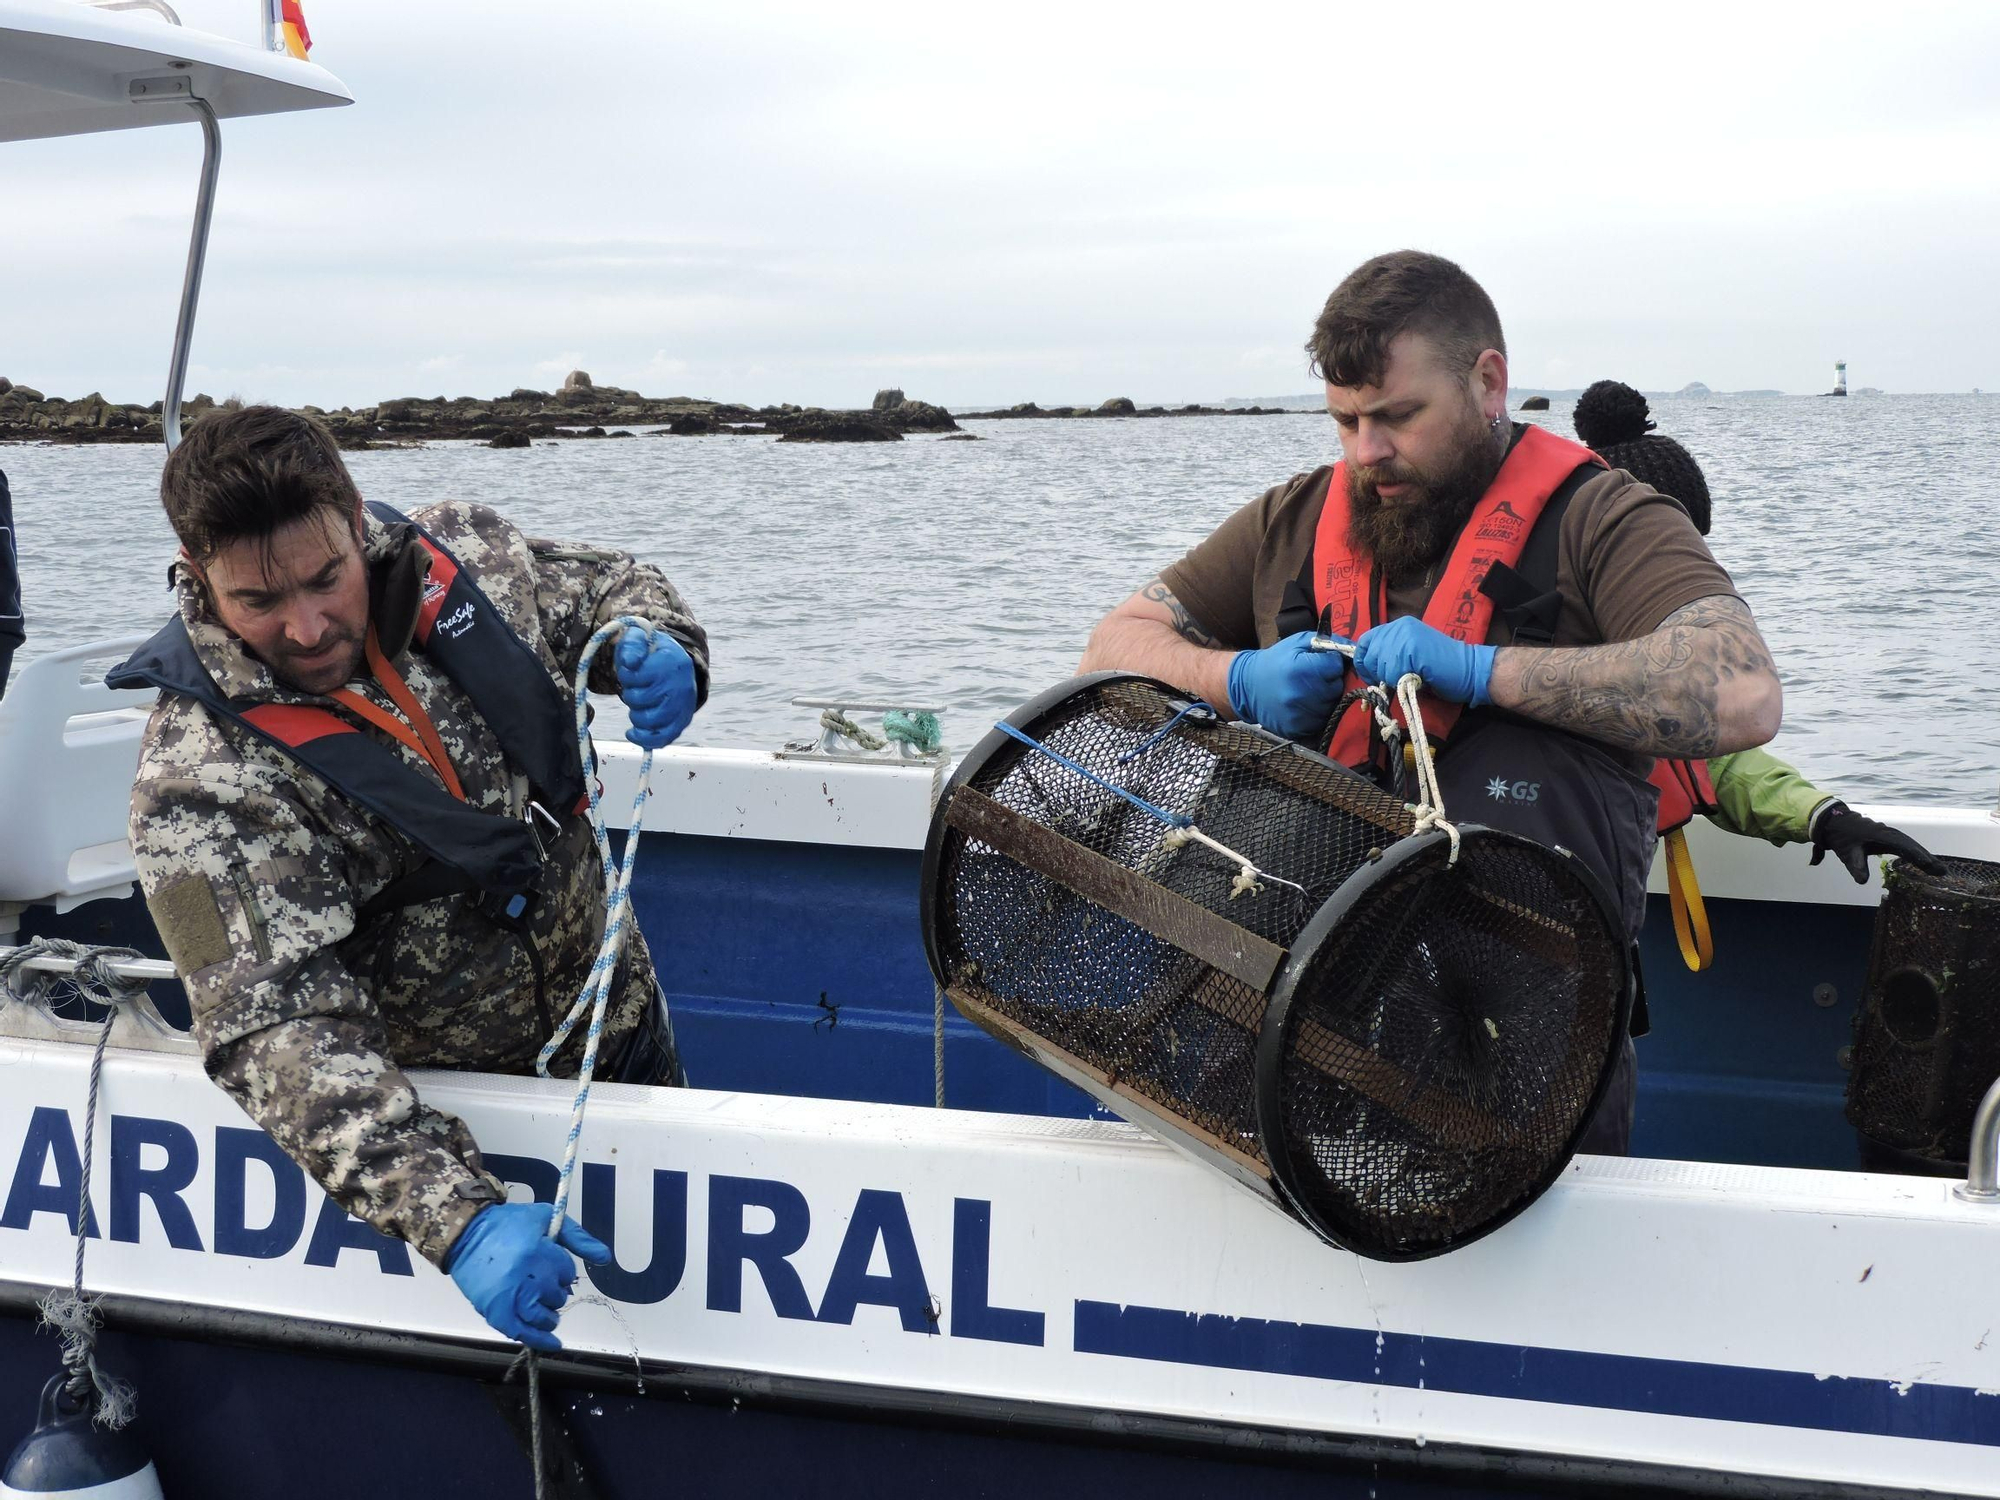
[279,0,311,60]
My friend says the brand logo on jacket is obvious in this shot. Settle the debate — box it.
[1474,500,1526,542]
[1486,776,1540,803]
[1320,558,1360,635]
[438,602,475,640]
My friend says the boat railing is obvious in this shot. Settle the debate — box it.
[0,948,174,984]
[1954,1074,2000,1203]
[0,942,192,1053]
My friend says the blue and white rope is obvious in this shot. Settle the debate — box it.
[535,615,658,1231]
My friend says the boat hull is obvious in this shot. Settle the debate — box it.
[4,1039,1999,1497]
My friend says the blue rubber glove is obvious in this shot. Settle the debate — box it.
[614,627,697,750]
[1352,617,1496,707]
[445,1201,612,1352]
[1224,630,1353,741]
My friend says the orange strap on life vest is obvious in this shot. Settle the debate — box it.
[330,626,466,801]
[1312,425,1602,766]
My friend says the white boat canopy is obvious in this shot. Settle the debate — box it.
[0,0,348,145]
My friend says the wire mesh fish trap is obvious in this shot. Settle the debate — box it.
[1846,855,2000,1166]
[921,674,1632,1260]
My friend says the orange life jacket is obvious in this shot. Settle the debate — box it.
[1307,430,1724,972]
[1312,425,1601,766]
[109,504,593,920]
[1650,754,1719,832]
[1310,427,1717,844]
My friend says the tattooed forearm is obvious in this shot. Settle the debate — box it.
[1487,594,1782,757]
[1140,579,1219,647]
[1079,577,1237,712]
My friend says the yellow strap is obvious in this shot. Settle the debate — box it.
[1664,826,1714,972]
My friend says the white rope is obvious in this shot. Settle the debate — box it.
[1391,671,1461,864]
[1160,825,1310,901]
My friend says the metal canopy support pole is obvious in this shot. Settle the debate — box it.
[163,97,220,453]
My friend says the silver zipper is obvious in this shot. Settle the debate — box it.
[230,864,273,962]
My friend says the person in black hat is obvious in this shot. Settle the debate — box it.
[1573,381,1938,881]
[1573,380,1710,533]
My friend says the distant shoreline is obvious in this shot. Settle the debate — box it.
[0,375,1304,449]
[0,375,1942,447]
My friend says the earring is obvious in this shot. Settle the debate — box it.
[1490,412,1504,433]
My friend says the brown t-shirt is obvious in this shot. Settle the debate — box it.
[1160,459,1737,654]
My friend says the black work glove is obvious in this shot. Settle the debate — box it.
[1809,802,1945,883]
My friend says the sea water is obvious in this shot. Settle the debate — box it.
[5,395,1995,806]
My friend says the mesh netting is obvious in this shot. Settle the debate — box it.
[1263,831,1629,1258]
[922,675,1631,1258]
[931,677,1414,1162]
[1847,855,2000,1164]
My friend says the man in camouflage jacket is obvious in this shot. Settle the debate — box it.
[120,408,707,1338]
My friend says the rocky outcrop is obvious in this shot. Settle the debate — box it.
[1098,396,1136,415]
[0,383,156,441]
[1518,395,1551,411]
[488,430,532,449]
[775,413,902,443]
[871,388,905,411]
[886,398,956,431]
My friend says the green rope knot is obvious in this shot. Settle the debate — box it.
[882,709,943,755]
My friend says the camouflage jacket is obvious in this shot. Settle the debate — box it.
[129,501,708,1267]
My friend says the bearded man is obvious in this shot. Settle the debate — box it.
[1079,250,1783,1153]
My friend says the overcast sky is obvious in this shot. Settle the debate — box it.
[8,0,2000,409]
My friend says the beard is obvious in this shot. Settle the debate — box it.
[1346,405,1506,584]
[265,627,365,695]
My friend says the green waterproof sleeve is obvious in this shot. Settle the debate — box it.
[1705,747,1835,846]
